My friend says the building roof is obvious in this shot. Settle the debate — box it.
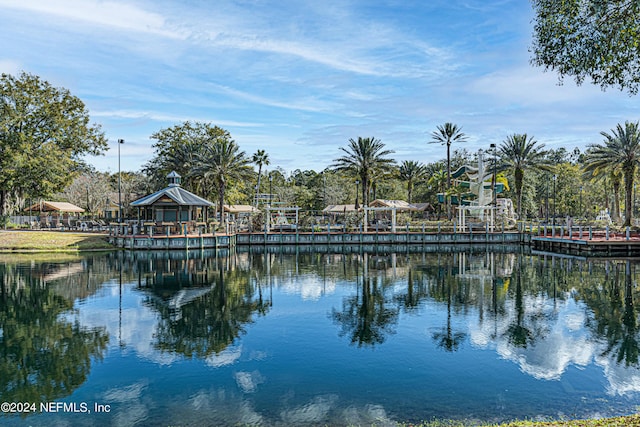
[131,186,214,207]
[224,204,259,214]
[26,201,85,213]
[322,204,358,213]
[368,199,417,211]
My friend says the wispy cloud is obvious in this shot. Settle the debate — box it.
[0,0,186,38]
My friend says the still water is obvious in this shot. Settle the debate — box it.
[1,246,639,426]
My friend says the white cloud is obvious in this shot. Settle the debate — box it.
[0,0,186,39]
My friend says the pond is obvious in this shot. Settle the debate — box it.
[1,246,639,426]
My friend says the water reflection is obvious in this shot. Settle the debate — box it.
[1,248,640,424]
[0,259,109,406]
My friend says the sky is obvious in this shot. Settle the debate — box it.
[1,0,639,175]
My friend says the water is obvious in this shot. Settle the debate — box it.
[1,247,639,426]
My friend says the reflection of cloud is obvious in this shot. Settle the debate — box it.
[280,274,336,301]
[280,395,338,424]
[470,297,594,380]
[102,381,149,427]
[205,345,242,368]
[234,370,265,393]
[187,389,264,425]
[596,354,640,396]
[342,404,395,426]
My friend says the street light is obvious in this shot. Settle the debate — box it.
[490,143,497,206]
[269,173,273,206]
[117,139,124,224]
[552,174,557,226]
[355,179,360,210]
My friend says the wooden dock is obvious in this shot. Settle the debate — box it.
[109,230,524,250]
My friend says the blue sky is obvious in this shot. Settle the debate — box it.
[1,0,638,174]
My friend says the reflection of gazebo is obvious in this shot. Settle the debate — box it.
[130,171,214,234]
[26,201,85,228]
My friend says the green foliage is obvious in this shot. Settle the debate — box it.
[0,72,107,215]
[583,121,640,226]
[531,0,640,94]
[499,134,553,219]
[332,137,396,206]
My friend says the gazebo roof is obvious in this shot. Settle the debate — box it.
[26,201,85,213]
[131,186,213,207]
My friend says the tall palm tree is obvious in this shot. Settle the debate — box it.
[398,160,427,203]
[584,121,640,227]
[430,123,467,218]
[499,134,552,219]
[252,150,270,206]
[332,137,396,207]
[191,138,253,225]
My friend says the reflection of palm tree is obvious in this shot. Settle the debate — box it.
[506,266,532,348]
[331,255,399,347]
[432,262,466,352]
[599,262,639,366]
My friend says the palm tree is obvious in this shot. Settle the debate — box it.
[191,138,253,225]
[430,123,467,218]
[398,160,427,203]
[499,134,552,219]
[584,121,640,227]
[252,150,270,206]
[332,137,396,207]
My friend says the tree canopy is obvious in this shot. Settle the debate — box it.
[0,72,107,216]
[531,0,640,94]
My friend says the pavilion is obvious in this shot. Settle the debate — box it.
[130,171,214,234]
[26,201,85,228]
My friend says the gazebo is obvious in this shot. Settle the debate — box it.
[130,171,214,234]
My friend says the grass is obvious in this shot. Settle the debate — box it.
[0,230,114,252]
[398,413,640,427]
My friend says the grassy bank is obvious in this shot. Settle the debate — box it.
[0,230,114,252]
[403,413,640,427]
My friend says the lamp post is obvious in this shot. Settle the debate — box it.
[552,174,557,226]
[490,143,497,206]
[545,178,549,223]
[269,173,273,206]
[117,139,124,224]
[355,179,360,210]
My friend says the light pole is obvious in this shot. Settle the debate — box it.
[117,138,124,224]
[269,173,273,205]
[490,143,497,206]
[355,179,360,210]
[552,174,557,226]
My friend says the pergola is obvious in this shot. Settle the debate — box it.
[130,171,214,234]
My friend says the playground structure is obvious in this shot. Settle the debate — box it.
[266,203,300,232]
[437,149,516,231]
